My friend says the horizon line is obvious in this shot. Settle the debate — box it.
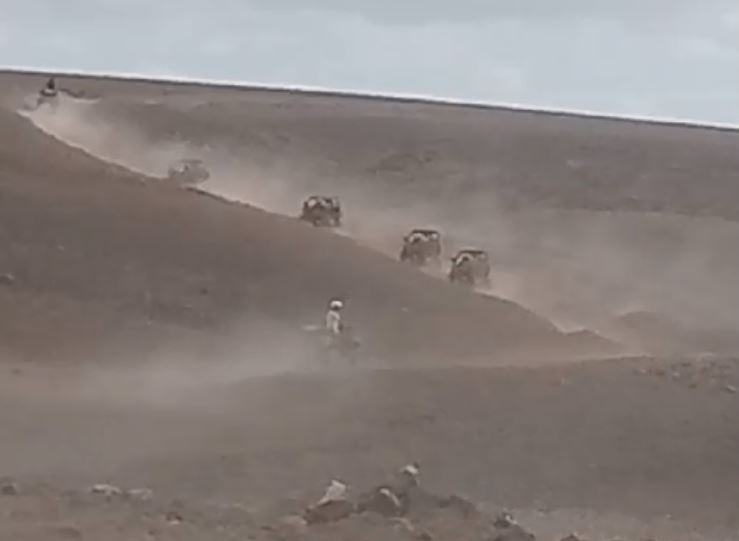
[2,64,739,133]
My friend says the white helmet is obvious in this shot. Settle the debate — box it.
[401,462,420,478]
[329,299,344,310]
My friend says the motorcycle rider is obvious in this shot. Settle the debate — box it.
[40,77,57,96]
[324,298,360,364]
[324,298,345,362]
[325,299,344,337]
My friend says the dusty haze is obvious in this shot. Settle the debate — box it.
[0,71,738,540]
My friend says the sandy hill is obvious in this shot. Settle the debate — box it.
[3,71,738,352]
[0,105,602,365]
[1,71,738,541]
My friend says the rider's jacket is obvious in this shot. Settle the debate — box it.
[325,309,342,335]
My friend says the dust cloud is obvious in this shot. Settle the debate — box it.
[19,96,739,353]
[64,316,323,410]
[21,95,201,179]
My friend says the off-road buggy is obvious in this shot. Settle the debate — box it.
[300,195,342,227]
[448,248,491,287]
[399,229,442,267]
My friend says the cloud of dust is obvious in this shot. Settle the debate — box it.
[310,176,739,342]
[20,95,739,352]
[21,95,202,178]
[20,95,353,217]
[440,207,739,343]
[20,96,469,257]
[327,186,739,345]
[0,317,374,479]
[74,318,324,410]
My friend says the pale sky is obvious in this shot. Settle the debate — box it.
[1,0,738,124]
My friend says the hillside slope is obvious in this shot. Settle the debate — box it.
[4,71,738,220]
[0,108,599,364]
[3,72,738,351]
[1,71,738,541]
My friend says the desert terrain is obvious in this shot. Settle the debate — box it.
[0,70,738,540]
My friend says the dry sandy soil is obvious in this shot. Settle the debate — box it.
[0,71,738,540]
